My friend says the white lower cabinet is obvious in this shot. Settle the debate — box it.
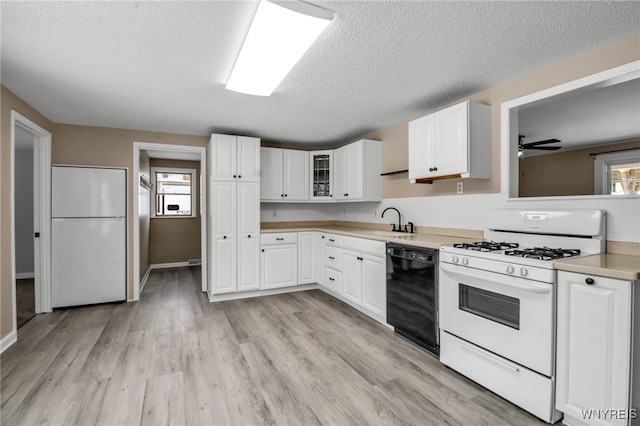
[261,233,298,290]
[340,237,386,321]
[298,232,316,285]
[556,271,633,426]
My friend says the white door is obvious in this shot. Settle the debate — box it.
[237,182,260,291]
[261,244,297,289]
[283,150,309,200]
[237,136,260,182]
[260,147,283,200]
[434,101,468,177]
[342,250,361,304]
[211,181,236,294]
[556,272,632,426]
[346,142,364,199]
[334,145,348,200]
[361,254,386,319]
[52,217,126,307]
[408,114,435,180]
[210,134,238,181]
[297,232,315,284]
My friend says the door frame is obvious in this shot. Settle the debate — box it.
[10,111,53,333]
[132,142,207,299]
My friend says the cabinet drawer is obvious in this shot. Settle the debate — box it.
[342,236,385,256]
[325,234,342,247]
[325,267,342,294]
[326,246,342,271]
[261,232,298,245]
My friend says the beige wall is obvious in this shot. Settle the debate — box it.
[51,124,208,305]
[149,159,201,264]
[520,140,640,197]
[139,150,151,280]
[1,86,53,340]
[367,33,640,199]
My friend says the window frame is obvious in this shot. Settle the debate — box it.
[594,149,640,196]
[150,166,197,218]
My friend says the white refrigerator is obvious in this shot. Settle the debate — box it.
[51,166,127,308]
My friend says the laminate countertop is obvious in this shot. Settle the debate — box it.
[260,225,480,250]
[555,254,640,281]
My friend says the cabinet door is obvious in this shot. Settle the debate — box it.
[211,181,237,293]
[237,137,261,182]
[342,250,362,304]
[260,147,284,200]
[361,254,386,320]
[283,150,309,200]
[261,244,297,289]
[334,145,349,200]
[210,134,237,181]
[237,182,260,291]
[310,151,334,201]
[347,141,364,199]
[298,232,316,284]
[315,234,326,286]
[211,181,236,239]
[213,237,236,294]
[433,101,468,177]
[556,271,632,426]
[237,236,260,291]
[408,114,435,180]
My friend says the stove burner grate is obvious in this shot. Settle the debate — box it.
[504,247,581,261]
[453,241,519,252]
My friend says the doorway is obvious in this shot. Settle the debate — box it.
[7,111,52,347]
[132,142,207,300]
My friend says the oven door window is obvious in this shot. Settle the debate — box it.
[459,284,520,330]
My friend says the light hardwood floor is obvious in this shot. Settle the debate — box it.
[1,266,546,425]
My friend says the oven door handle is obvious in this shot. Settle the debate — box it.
[460,340,520,373]
[440,263,551,294]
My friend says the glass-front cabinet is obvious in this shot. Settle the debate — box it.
[310,150,334,201]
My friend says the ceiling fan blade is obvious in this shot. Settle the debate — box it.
[526,146,561,151]
[523,138,561,147]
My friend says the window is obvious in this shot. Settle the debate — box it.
[151,167,197,217]
[594,149,640,195]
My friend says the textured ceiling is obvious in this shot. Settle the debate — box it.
[2,1,639,146]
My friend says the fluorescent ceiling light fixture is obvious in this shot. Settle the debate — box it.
[226,0,333,96]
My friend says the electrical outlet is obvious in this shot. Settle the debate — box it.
[457,182,464,194]
[273,210,277,217]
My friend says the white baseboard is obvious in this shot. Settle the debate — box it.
[1,329,17,354]
[139,265,152,294]
[208,284,319,302]
[150,261,190,270]
[15,272,34,279]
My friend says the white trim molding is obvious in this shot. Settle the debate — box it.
[132,142,208,301]
[0,330,18,354]
[15,272,35,280]
[139,265,152,295]
[150,261,192,269]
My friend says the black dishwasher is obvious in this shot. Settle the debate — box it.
[386,243,439,355]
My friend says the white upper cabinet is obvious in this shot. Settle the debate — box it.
[210,133,260,182]
[408,100,491,182]
[310,150,334,201]
[260,147,309,201]
[335,139,382,201]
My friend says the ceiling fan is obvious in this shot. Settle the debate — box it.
[518,135,562,151]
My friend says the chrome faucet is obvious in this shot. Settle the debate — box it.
[382,207,404,232]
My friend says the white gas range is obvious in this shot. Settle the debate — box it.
[438,209,606,424]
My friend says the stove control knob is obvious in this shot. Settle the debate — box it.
[461,257,469,266]
[452,256,459,264]
[506,265,515,274]
[520,267,528,277]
